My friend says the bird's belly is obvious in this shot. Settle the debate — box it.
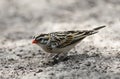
[40,43,78,54]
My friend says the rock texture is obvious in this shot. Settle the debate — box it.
[0,0,120,79]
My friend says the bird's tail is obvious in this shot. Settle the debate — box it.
[93,25,106,31]
[71,26,106,44]
[87,25,106,35]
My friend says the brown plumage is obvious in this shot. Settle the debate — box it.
[32,26,106,54]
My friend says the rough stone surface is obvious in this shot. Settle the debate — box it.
[0,0,120,79]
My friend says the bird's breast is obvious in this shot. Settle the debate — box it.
[39,42,78,54]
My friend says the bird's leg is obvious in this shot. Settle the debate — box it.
[51,53,59,59]
[46,53,59,60]
[53,53,67,62]
[44,53,53,60]
[43,54,60,65]
[48,53,68,63]
[43,53,68,65]
[43,53,56,64]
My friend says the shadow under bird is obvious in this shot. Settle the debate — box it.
[32,26,106,63]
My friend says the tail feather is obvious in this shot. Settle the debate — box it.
[86,25,106,36]
[70,26,106,45]
[69,26,106,45]
[93,25,106,30]
[90,25,106,34]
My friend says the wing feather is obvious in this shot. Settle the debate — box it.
[48,30,97,48]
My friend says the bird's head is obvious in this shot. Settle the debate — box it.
[32,34,50,45]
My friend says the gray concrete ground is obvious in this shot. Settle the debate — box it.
[0,0,120,79]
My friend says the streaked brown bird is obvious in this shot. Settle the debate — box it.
[32,26,106,63]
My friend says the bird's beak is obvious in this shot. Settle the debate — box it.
[32,40,38,44]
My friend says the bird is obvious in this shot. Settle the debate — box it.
[32,26,106,64]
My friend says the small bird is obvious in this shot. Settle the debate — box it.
[32,26,106,63]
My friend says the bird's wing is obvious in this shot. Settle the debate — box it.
[55,30,96,48]
[59,34,74,47]
[47,32,69,49]
[46,26,106,48]
[47,30,97,48]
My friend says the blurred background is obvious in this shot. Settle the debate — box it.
[0,0,120,79]
[0,0,120,38]
[0,0,120,49]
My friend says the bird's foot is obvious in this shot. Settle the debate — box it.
[42,53,68,66]
[52,53,68,62]
[42,59,56,66]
